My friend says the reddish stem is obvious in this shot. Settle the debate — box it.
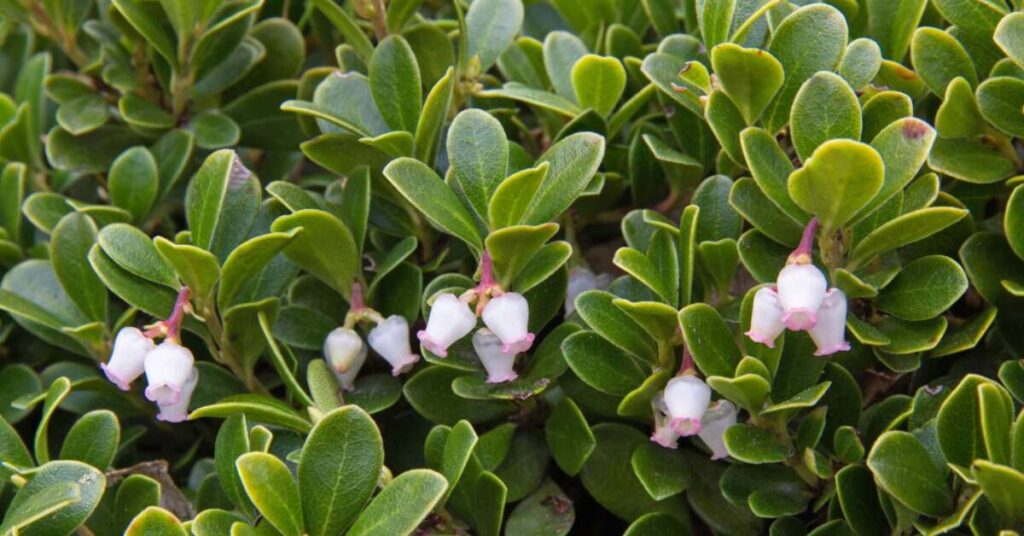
[788,217,819,264]
[478,250,496,292]
[165,287,191,341]
[351,282,365,312]
[681,345,695,374]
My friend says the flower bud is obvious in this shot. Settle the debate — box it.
[745,287,785,348]
[417,293,477,357]
[144,342,196,406]
[324,327,366,391]
[367,315,420,376]
[808,288,851,356]
[663,374,712,436]
[472,328,518,384]
[649,392,679,449]
[481,292,534,353]
[101,327,156,391]
[156,367,199,423]
[776,263,828,331]
[698,400,737,460]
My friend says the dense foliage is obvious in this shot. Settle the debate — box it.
[2,0,1024,534]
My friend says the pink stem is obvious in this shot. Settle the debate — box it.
[165,287,191,341]
[789,217,819,263]
[351,282,364,312]
[681,345,695,374]
[478,250,496,292]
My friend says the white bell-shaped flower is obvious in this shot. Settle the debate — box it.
[649,392,680,449]
[156,367,199,423]
[367,315,420,376]
[482,292,534,353]
[698,400,737,460]
[808,288,851,356]
[101,327,156,391]
[472,328,518,383]
[418,293,477,357]
[664,374,712,436]
[324,327,366,391]
[144,341,196,406]
[745,287,786,348]
[566,267,599,316]
[776,263,828,331]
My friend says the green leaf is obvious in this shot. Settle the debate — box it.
[931,0,1006,37]
[574,290,658,361]
[153,237,220,304]
[865,0,927,61]
[435,420,479,505]
[107,146,158,223]
[189,111,241,150]
[218,230,297,309]
[910,27,977,96]
[521,132,605,225]
[739,128,807,225]
[56,94,108,136]
[708,374,771,413]
[124,507,187,535]
[631,443,691,500]
[973,460,1024,524]
[215,415,253,516]
[237,453,303,536]
[788,139,882,230]
[723,424,788,463]
[977,76,1024,138]
[867,431,953,517]
[270,209,358,298]
[299,406,383,536]
[414,67,454,166]
[678,304,742,377]
[115,475,161,533]
[347,469,448,536]
[700,0,735,49]
[50,213,105,323]
[545,397,596,476]
[0,461,105,536]
[190,394,311,433]
[937,374,1006,468]
[706,89,747,165]
[478,83,581,117]
[111,0,177,66]
[839,38,883,90]
[383,158,483,251]
[447,108,508,222]
[790,72,861,162]
[571,55,626,117]
[1008,184,1024,261]
[185,150,261,260]
[995,12,1024,67]
[97,223,178,288]
[935,77,985,139]
[310,0,373,63]
[562,331,648,396]
[466,0,523,72]
[849,207,968,269]
[487,223,558,288]
[369,35,421,133]
[58,410,119,470]
[505,479,575,536]
[711,43,784,124]
[834,464,887,536]
[762,4,848,133]
[640,52,703,117]
[874,255,967,321]
[489,163,549,229]
[927,136,1015,184]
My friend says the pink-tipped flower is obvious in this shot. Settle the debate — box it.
[144,341,195,406]
[367,315,419,376]
[565,267,612,316]
[664,374,712,436]
[745,287,786,347]
[472,328,518,383]
[808,288,851,356]
[418,293,477,357]
[777,263,828,331]
[650,392,680,449]
[698,400,737,460]
[156,367,199,423]
[482,292,534,354]
[324,327,366,391]
[101,327,156,391]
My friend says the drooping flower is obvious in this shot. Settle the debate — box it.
[417,293,477,357]
[156,367,199,423]
[698,400,737,460]
[777,263,829,331]
[663,373,712,436]
[650,392,680,449]
[481,292,534,353]
[144,341,196,406]
[367,315,420,376]
[565,267,612,316]
[745,287,786,348]
[101,327,156,391]
[472,328,518,384]
[808,288,851,356]
[324,327,366,391]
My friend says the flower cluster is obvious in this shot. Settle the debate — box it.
[101,288,199,423]
[419,252,533,383]
[323,284,419,391]
[651,358,736,459]
[746,218,850,356]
